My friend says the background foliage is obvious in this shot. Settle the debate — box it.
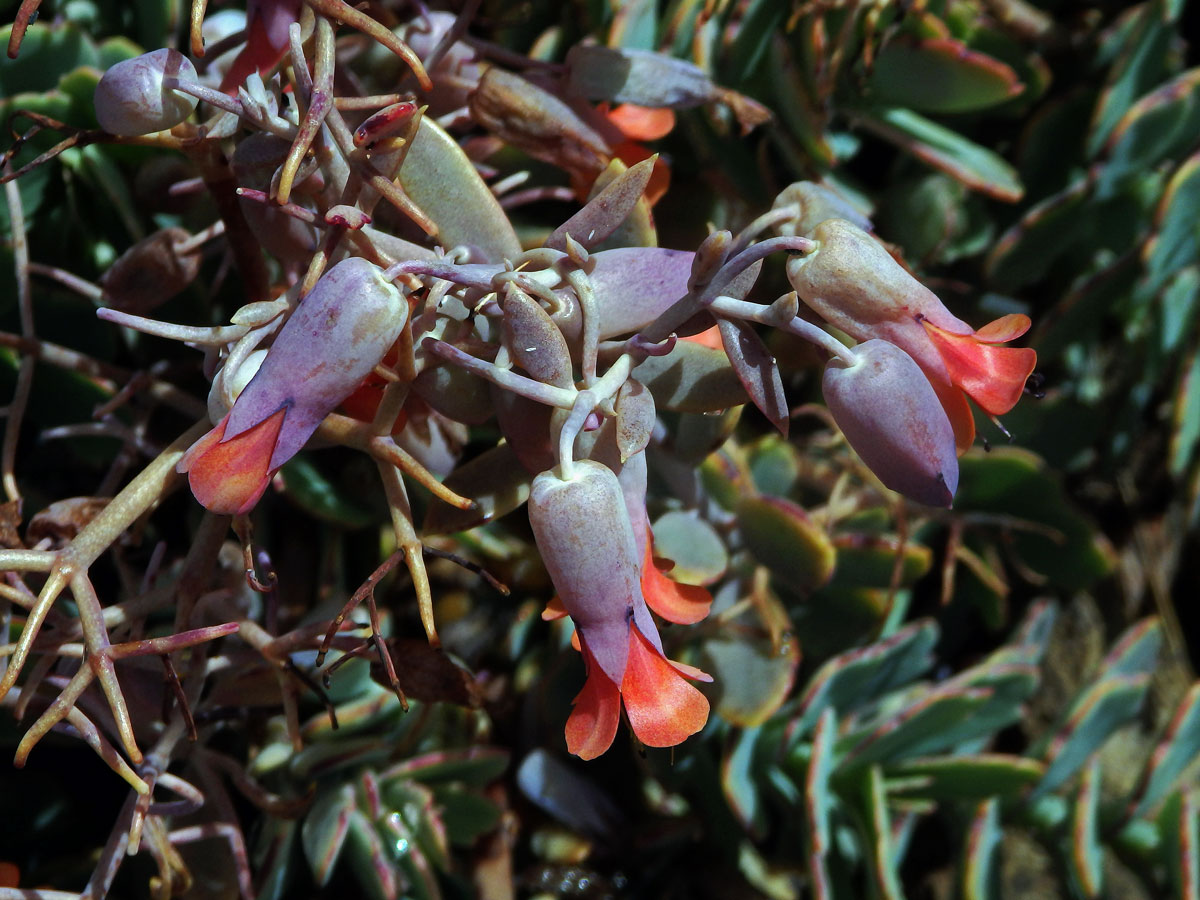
[1,0,1198,898]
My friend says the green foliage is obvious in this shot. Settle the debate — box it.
[1,0,1197,898]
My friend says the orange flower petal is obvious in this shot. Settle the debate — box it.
[541,595,569,621]
[923,321,1038,416]
[181,408,286,515]
[670,659,713,683]
[0,862,19,889]
[930,377,977,455]
[607,104,676,141]
[219,13,286,94]
[621,627,709,749]
[680,324,725,351]
[641,541,713,625]
[973,313,1031,343]
[565,642,623,760]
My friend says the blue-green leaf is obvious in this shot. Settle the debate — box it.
[1097,68,1200,196]
[962,799,1001,900]
[1171,349,1200,477]
[302,785,356,886]
[1100,617,1163,679]
[1068,758,1104,898]
[837,687,996,770]
[1129,683,1200,819]
[1034,674,1150,799]
[1087,1,1175,156]
[863,766,904,900]
[857,107,1023,202]
[794,619,939,735]
[1144,153,1200,296]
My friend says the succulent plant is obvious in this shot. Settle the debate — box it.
[0,0,1194,898]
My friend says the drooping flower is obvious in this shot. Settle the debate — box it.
[179,258,407,515]
[822,339,959,507]
[528,459,710,760]
[786,218,1037,451]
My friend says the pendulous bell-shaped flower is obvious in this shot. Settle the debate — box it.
[179,257,408,515]
[786,218,1037,451]
[528,459,710,760]
[823,340,959,507]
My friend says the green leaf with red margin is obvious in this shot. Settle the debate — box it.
[1128,683,1200,819]
[870,38,1023,113]
[962,800,1001,900]
[887,754,1045,801]
[1068,758,1104,898]
[737,495,836,593]
[794,619,938,735]
[1144,152,1200,296]
[857,107,1024,202]
[1032,674,1150,799]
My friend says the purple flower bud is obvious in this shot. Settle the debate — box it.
[528,459,710,759]
[94,49,199,136]
[822,339,958,507]
[528,460,660,686]
[179,258,407,514]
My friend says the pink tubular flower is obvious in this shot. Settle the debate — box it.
[179,258,407,515]
[528,460,710,760]
[787,218,1037,452]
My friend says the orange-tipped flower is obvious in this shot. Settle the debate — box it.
[566,625,711,760]
[787,218,1037,453]
[529,459,710,759]
[640,539,713,625]
[179,258,407,515]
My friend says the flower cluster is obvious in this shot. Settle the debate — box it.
[1,0,1037,779]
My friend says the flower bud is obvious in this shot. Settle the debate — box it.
[786,218,971,380]
[528,460,659,685]
[180,258,407,514]
[822,340,958,507]
[94,49,199,136]
[469,67,610,179]
[502,287,575,389]
[100,227,201,314]
[771,181,873,237]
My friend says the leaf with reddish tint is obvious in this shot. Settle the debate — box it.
[858,107,1024,201]
[546,156,656,251]
[717,317,789,436]
[870,38,1023,113]
[373,638,483,708]
[736,495,836,592]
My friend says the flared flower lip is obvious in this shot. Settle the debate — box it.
[566,626,711,760]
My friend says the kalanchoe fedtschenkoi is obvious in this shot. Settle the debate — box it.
[823,340,959,507]
[528,460,711,760]
[786,218,1037,451]
[178,257,407,514]
[93,49,200,136]
[218,0,304,93]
